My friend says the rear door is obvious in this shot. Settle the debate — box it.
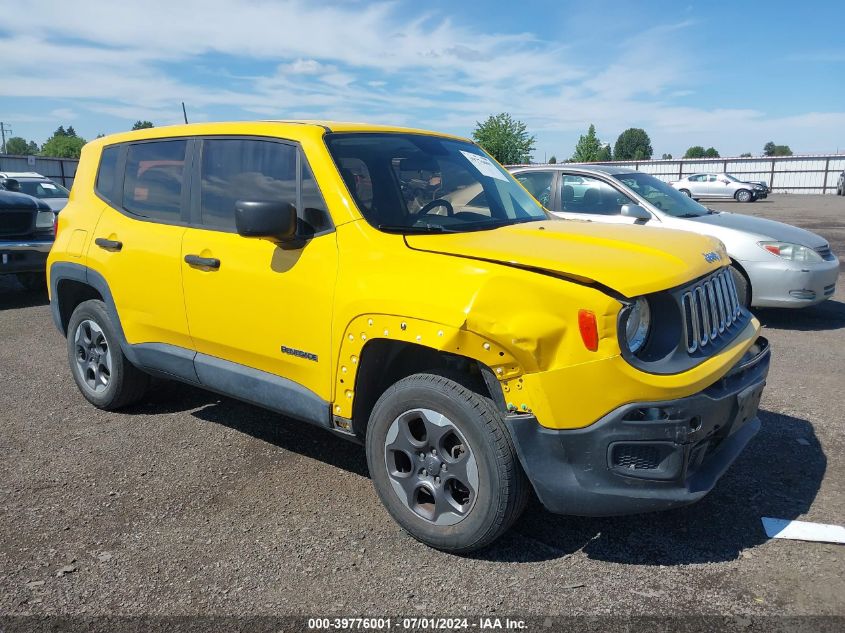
[86,139,193,350]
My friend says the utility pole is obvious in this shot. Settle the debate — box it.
[0,122,12,154]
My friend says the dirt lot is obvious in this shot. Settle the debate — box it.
[1,195,843,623]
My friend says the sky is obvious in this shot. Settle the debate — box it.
[1,0,844,161]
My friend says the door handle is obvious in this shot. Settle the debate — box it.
[184,254,221,270]
[95,237,123,251]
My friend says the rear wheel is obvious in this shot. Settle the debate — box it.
[735,189,753,203]
[67,299,150,410]
[679,188,692,197]
[365,372,529,553]
[730,265,751,308]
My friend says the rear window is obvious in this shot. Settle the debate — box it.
[123,140,187,222]
[96,146,120,202]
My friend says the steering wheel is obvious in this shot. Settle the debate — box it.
[417,198,454,217]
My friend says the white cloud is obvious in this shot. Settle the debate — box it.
[1,1,842,155]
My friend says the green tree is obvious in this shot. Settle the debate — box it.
[572,124,605,162]
[661,153,673,160]
[132,120,154,130]
[684,146,706,158]
[613,128,652,160]
[704,147,720,158]
[4,137,39,155]
[472,113,536,164]
[739,152,752,158]
[763,141,793,157]
[596,144,612,161]
[41,130,86,158]
[548,155,557,164]
[66,126,77,137]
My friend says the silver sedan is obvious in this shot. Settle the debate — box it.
[509,165,840,308]
[671,173,767,203]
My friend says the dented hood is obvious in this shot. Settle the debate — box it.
[405,220,726,298]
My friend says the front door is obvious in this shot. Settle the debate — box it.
[180,137,338,403]
[554,173,640,224]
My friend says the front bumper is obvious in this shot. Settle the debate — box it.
[0,240,52,274]
[748,256,840,307]
[505,337,770,516]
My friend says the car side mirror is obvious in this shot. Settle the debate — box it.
[235,200,298,241]
[620,204,651,221]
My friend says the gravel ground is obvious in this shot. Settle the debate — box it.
[0,195,843,622]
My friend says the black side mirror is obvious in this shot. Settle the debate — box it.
[620,203,651,221]
[235,200,297,241]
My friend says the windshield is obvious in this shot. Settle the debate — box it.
[611,172,709,217]
[325,133,549,233]
[18,179,69,199]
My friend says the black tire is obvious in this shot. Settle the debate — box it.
[365,372,529,553]
[730,265,751,308]
[679,188,692,197]
[735,189,753,203]
[67,299,150,410]
[16,272,46,291]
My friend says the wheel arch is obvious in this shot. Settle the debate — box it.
[729,258,753,304]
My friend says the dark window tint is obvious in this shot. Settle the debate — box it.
[514,171,554,207]
[96,145,120,201]
[301,157,332,235]
[200,139,296,231]
[123,140,186,221]
[337,157,373,211]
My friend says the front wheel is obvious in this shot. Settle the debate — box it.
[67,299,150,410]
[365,373,529,553]
[735,189,753,203]
[730,265,751,308]
[679,188,692,197]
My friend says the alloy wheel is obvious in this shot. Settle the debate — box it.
[73,319,113,393]
[383,408,479,526]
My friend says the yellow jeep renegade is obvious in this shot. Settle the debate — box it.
[48,121,770,552]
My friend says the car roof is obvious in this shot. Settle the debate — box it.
[508,163,639,176]
[89,120,472,148]
[0,172,48,179]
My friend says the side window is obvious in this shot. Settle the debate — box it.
[514,171,554,207]
[96,145,120,203]
[706,174,718,182]
[123,140,187,222]
[688,174,702,182]
[300,157,332,236]
[560,174,634,215]
[200,138,296,231]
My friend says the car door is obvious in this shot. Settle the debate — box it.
[554,173,640,224]
[180,136,338,406]
[684,174,706,197]
[86,139,193,350]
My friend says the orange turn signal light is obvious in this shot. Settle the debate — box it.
[578,309,599,352]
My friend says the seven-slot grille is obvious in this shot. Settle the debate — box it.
[681,268,742,353]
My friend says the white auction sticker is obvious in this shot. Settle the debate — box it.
[42,183,57,189]
[459,151,508,181]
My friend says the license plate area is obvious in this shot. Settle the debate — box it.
[734,380,765,432]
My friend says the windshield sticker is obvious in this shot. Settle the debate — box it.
[459,151,508,182]
[41,183,57,189]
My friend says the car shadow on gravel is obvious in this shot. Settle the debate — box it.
[0,280,49,310]
[480,409,825,565]
[755,299,845,331]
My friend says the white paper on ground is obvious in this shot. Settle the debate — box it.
[459,151,508,182]
[761,517,845,543]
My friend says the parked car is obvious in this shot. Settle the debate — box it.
[509,165,839,308]
[1,189,55,289]
[671,173,767,202]
[837,170,845,196]
[0,171,70,212]
[49,122,769,552]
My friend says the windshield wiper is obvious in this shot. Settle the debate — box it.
[377,223,453,234]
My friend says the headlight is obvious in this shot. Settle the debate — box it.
[758,241,822,263]
[624,297,651,354]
